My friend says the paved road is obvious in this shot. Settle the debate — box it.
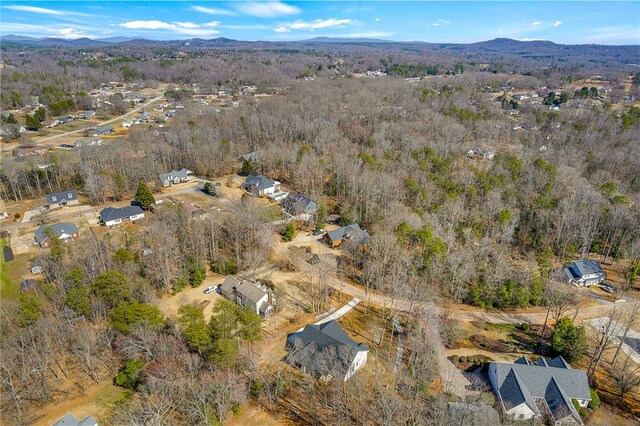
[0,94,164,152]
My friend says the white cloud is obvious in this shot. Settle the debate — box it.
[554,21,563,27]
[275,18,352,33]
[120,20,220,36]
[431,19,450,27]
[222,24,270,30]
[190,5,236,16]
[4,5,89,17]
[374,18,381,22]
[57,28,93,39]
[236,2,301,18]
[532,21,543,26]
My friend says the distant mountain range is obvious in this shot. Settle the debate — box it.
[1,34,636,52]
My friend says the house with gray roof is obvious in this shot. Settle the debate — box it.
[282,193,318,218]
[158,168,193,187]
[560,260,606,286]
[45,190,79,209]
[239,150,264,163]
[93,126,114,136]
[489,356,590,424]
[99,205,144,227]
[219,276,276,317]
[35,222,79,248]
[241,175,280,197]
[51,412,98,426]
[74,137,102,147]
[286,320,368,382]
[324,224,369,248]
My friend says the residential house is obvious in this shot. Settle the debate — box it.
[219,276,276,317]
[286,320,369,382]
[559,260,606,286]
[93,126,114,136]
[46,190,79,208]
[13,145,48,157]
[78,110,96,119]
[34,222,80,248]
[489,356,590,424]
[324,224,369,248]
[239,150,264,163]
[74,137,102,147]
[20,279,37,293]
[99,205,145,227]
[466,147,496,160]
[121,119,134,128]
[282,193,318,218]
[242,175,280,197]
[158,168,193,188]
[51,412,98,426]
[53,116,74,126]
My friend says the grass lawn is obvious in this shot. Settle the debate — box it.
[259,204,283,223]
[1,238,24,301]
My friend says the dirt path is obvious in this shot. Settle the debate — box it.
[156,275,225,322]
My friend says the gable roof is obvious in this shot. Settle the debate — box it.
[326,224,369,245]
[34,222,79,244]
[99,205,144,222]
[514,355,532,365]
[46,190,78,205]
[491,357,590,422]
[52,413,98,426]
[571,259,605,277]
[286,320,368,379]
[219,277,268,306]
[243,175,276,190]
[282,193,318,215]
[239,150,264,162]
[159,168,192,183]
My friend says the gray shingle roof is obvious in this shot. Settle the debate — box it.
[34,222,79,244]
[46,190,78,205]
[571,259,605,277]
[52,413,98,426]
[286,320,368,379]
[243,175,276,191]
[282,193,318,215]
[219,277,267,306]
[326,224,369,245]
[491,357,590,421]
[159,168,191,183]
[99,205,144,222]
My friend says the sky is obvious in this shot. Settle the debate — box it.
[1,1,639,44]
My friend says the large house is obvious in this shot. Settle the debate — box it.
[158,168,193,188]
[46,190,79,209]
[74,137,102,147]
[324,224,369,248]
[93,126,114,136]
[34,222,79,247]
[560,260,606,286]
[282,193,318,218]
[52,412,98,426]
[286,320,369,382]
[242,175,280,197]
[99,206,145,227]
[239,150,264,163]
[489,356,590,425]
[219,276,276,317]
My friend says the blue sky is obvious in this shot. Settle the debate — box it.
[2,1,639,44]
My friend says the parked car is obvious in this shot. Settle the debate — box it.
[601,284,616,294]
[313,228,325,236]
[59,143,75,149]
[203,286,215,294]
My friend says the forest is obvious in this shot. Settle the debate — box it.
[1,39,640,425]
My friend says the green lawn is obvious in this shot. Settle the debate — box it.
[1,238,26,301]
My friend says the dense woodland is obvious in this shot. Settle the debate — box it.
[1,40,640,425]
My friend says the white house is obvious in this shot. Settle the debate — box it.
[489,356,589,424]
[45,190,79,209]
[561,260,606,286]
[158,168,193,188]
[218,276,276,317]
[99,205,145,227]
[286,320,369,382]
[241,175,280,197]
